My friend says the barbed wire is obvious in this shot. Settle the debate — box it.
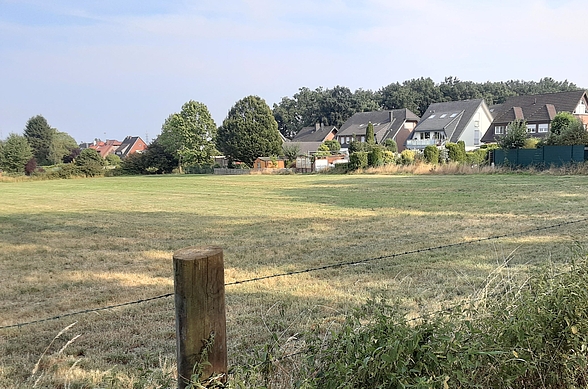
[1,217,586,331]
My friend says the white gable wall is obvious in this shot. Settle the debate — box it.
[455,104,493,151]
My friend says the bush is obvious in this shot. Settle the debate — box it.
[349,151,368,170]
[367,146,384,167]
[382,150,396,165]
[423,145,440,164]
[383,139,398,153]
[301,253,588,388]
[465,148,489,165]
[400,149,416,165]
[446,142,466,163]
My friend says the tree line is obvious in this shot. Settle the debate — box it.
[0,76,582,176]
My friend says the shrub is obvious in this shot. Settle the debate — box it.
[423,145,440,164]
[465,148,488,165]
[400,149,415,165]
[383,139,398,153]
[301,253,588,388]
[382,150,396,165]
[349,151,368,170]
[523,137,539,149]
[367,146,384,167]
[446,142,466,163]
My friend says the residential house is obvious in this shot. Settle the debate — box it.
[336,109,420,152]
[115,136,148,158]
[89,139,122,158]
[481,90,588,143]
[253,157,286,170]
[406,99,492,151]
[288,123,338,155]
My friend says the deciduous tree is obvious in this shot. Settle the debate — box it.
[217,96,282,167]
[48,131,78,165]
[158,100,217,172]
[497,120,529,149]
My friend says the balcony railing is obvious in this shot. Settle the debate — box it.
[405,139,444,148]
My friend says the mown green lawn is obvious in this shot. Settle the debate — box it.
[1,173,588,387]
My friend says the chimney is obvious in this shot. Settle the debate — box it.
[389,111,394,122]
[315,122,320,131]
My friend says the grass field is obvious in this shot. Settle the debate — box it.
[1,173,588,388]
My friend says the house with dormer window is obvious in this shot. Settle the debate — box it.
[481,90,588,144]
[406,99,493,151]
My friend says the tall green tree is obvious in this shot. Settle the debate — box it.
[24,115,56,165]
[75,148,105,177]
[366,122,375,144]
[0,133,33,173]
[158,100,217,172]
[544,112,588,146]
[48,131,78,165]
[218,95,282,166]
[497,119,529,149]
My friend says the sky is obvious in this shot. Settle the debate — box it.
[0,0,586,143]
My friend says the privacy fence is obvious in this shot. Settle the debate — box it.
[490,145,587,167]
[2,217,588,388]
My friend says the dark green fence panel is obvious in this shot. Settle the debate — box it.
[492,145,586,167]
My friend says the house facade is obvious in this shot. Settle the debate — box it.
[481,90,588,144]
[88,139,122,158]
[115,136,148,158]
[288,123,338,155]
[336,109,420,152]
[406,99,493,151]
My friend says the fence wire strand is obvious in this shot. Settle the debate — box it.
[1,217,587,331]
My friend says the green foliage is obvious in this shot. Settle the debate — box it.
[543,112,588,146]
[24,115,56,166]
[497,119,529,149]
[75,148,105,177]
[523,137,539,149]
[0,133,33,173]
[323,139,341,153]
[119,139,178,175]
[300,253,588,388]
[400,149,416,165]
[217,95,282,167]
[315,143,331,157]
[383,139,397,153]
[382,150,396,165]
[465,148,489,165]
[367,145,384,167]
[349,151,368,170]
[423,145,440,164]
[365,122,375,144]
[445,142,466,162]
[158,100,217,172]
[549,111,576,136]
[348,139,367,154]
[105,154,121,166]
[282,143,300,162]
[48,131,78,165]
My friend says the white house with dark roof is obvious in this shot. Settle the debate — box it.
[336,109,420,152]
[406,99,492,151]
[481,90,588,144]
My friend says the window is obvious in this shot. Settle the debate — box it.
[494,125,505,135]
[538,124,549,133]
[429,114,436,119]
[474,129,480,145]
[360,136,365,142]
[575,101,586,114]
[526,124,536,133]
[440,114,447,118]
[450,113,458,118]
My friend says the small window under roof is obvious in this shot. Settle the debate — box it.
[429,114,436,119]
[450,113,458,117]
[440,114,447,118]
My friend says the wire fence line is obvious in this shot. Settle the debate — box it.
[1,216,587,331]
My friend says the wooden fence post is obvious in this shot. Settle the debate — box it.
[174,246,227,389]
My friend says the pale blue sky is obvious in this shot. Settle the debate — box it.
[0,0,585,143]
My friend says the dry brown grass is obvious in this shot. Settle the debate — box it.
[1,173,588,387]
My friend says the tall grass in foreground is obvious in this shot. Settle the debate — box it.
[233,251,588,388]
